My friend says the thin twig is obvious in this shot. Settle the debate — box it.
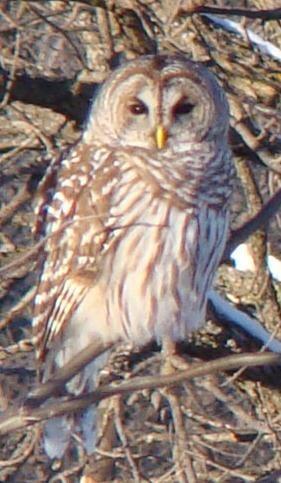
[0,182,31,226]
[27,340,114,405]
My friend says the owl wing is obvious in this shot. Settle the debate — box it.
[33,142,117,361]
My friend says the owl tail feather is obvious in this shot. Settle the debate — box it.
[43,407,98,459]
[44,415,73,459]
[43,354,109,459]
[81,404,98,454]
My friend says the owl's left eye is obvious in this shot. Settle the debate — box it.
[173,100,194,117]
[128,100,148,115]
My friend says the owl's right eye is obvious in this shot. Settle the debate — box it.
[128,100,148,115]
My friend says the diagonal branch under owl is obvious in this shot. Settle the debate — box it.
[0,351,280,437]
[25,295,281,412]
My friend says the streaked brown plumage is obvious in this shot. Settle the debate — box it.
[33,54,234,457]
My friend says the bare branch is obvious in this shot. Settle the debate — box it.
[0,351,280,436]
[188,5,281,21]
[223,187,281,261]
[27,340,114,406]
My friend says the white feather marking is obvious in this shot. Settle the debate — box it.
[34,292,48,306]
[61,178,75,188]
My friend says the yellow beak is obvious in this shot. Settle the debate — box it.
[155,125,168,150]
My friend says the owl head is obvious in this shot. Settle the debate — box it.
[84,55,229,152]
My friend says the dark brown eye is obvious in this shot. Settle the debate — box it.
[128,101,148,115]
[173,100,194,116]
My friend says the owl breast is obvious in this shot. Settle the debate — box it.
[65,160,229,353]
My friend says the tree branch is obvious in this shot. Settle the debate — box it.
[223,187,281,261]
[0,351,280,436]
[27,340,113,406]
[192,6,281,21]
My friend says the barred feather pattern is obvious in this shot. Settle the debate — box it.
[34,143,232,357]
[32,54,234,457]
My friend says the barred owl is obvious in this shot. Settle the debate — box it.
[33,54,234,457]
